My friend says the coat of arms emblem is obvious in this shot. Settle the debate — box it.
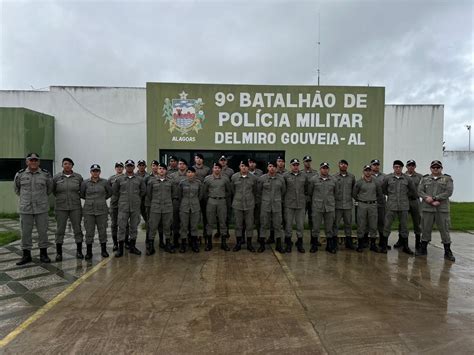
[162,91,205,135]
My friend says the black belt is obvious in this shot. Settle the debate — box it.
[210,197,225,200]
[359,200,377,204]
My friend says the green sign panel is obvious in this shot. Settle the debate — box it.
[147,83,384,170]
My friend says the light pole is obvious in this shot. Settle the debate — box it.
[466,125,471,151]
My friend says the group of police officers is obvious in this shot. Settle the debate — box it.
[13,152,455,266]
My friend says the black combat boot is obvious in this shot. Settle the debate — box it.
[129,239,142,255]
[314,236,322,247]
[370,238,381,253]
[16,249,32,265]
[124,235,130,249]
[362,232,369,249]
[233,237,242,252]
[241,230,246,244]
[173,234,180,249]
[191,236,200,252]
[296,238,305,253]
[246,237,256,252]
[393,234,403,249]
[415,234,421,253]
[84,244,93,260]
[115,241,124,258]
[345,236,355,250]
[443,243,455,262]
[149,239,156,255]
[382,232,391,250]
[328,237,337,254]
[379,236,388,254]
[221,235,230,251]
[415,241,428,256]
[275,238,285,253]
[165,238,175,254]
[257,237,265,253]
[356,238,364,252]
[76,242,84,259]
[100,243,109,258]
[309,237,318,253]
[55,243,63,262]
[401,238,414,255]
[179,238,187,253]
[112,235,118,252]
[159,232,165,249]
[205,236,213,251]
[284,237,292,253]
[266,230,275,244]
[39,248,51,263]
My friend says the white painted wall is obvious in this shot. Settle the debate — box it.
[0,86,146,178]
[383,105,444,175]
[443,151,474,202]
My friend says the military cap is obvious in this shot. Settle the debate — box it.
[393,160,404,167]
[62,157,74,165]
[267,161,277,167]
[363,164,372,171]
[194,153,204,159]
[90,164,101,171]
[320,162,330,168]
[370,159,380,165]
[26,153,40,160]
[339,159,349,165]
[240,160,249,167]
[248,157,256,163]
[125,159,135,166]
[212,162,222,168]
[158,163,167,169]
[430,160,443,168]
[137,160,146,166]
[276,155,285,161]
[115,161,124,168]
[303,155,312,162]
[406,159,416,166]
[151,160,159,165]
[169,155,178,161]
[178,158,188,165]
[219,155,227,161]
[188,167,196,173]
[290,158,300,165]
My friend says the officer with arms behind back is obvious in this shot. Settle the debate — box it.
[14,153,53,265]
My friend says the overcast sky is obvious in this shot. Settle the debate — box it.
[0,0,472,150]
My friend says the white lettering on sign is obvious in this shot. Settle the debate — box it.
[296,113,363,128]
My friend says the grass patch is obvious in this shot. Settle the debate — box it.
[0,213,19,220]
[0,231,20,246]
[450,202,474,231]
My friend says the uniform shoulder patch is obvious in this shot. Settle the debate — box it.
[17,168,25,174]
[443,174,451,177]
[41,168,50,174]
[423,174,430,177]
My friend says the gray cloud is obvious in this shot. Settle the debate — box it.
[1,0,472,149]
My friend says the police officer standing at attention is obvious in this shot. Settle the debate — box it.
[178,167,202,253]
[381,160,417,255]
[248,158,263,177]
[143,160,160,255]
[371,159,388,250]
[136,160,150,249]
[15,153,53,265]
[231,161,258,252]
[80,164,112,260]
[170,158,188,249]
[257,161,286,253]
[416,160,455,261]
[283,158,307,253]
[53,158,84,261]
[108,162,125,251]
[167,155,179,175]
[203,162,232,251]
[193,153,211,242]
[333,159,356,250]
[147,163,175,253]
[218,155,234,240]
[248,158,263,241]
[353,165,383,253]
[276,156,287,175]
[308,162,337,254]
[394,159,423,252]
[113,160,146,257]
[303,155,320,248]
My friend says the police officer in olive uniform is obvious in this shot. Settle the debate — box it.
[371,159,388,249]
[353,165,383,253]
[248,158,263,177]
[333,159,356,250]
[143,160,159,255]
[14,153,54,265]
[178,167,202,253]
[283,158,307,253]
[303,156,320,248]
[113,160,146,257]
[203,162,232,251]
[53,157,84,261]
[170,158,188,248]
[248,158,263,240]
[308,162,337,254]
[167,155,179,175]
[193,153,211,242]
[257,161,286,253]
[147,163,175,253]
[231,161,258,252]
[394,159,423,251]
[80,164,112,259]
[416,160,455,262]
[381,160,417,254]
[218,155,234,240]
[136,160,149,244]
[108,162,126,251]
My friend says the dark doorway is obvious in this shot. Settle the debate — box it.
[159,150,285,173]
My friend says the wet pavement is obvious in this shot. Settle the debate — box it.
[0,218,473,354]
